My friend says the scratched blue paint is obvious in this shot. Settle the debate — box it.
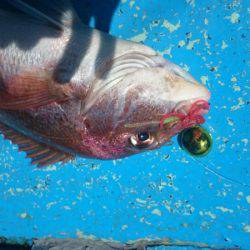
[0,1,249,249]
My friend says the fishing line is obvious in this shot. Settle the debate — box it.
[189,154,249,188]
[195,120,250,187]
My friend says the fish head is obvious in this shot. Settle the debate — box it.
[82,56,210,159]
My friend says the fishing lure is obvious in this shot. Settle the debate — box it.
[177,125,212,157]
[159,100,209,142]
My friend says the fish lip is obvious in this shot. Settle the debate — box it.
[173,100,191,115]
[189,99,210,115]
[173,98,210,115]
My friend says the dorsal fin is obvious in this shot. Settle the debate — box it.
[0,0,82,30]
[0,123,74,167]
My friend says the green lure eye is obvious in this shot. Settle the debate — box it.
[163,116,180,125]
[177,126,212,156]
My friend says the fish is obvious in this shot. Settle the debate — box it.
[0,0,210,167]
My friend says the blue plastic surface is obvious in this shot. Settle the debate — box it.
[0,1,249,249]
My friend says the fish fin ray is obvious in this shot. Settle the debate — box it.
[0,70,72,110]
[0,123,74,167]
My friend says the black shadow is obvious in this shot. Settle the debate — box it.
[0,0,120,83]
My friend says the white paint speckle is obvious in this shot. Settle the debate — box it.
[42,165,57,171]
[241,139,248,147]
[216,206,234,213]
[130,29,148,43]
[226,117,234,126]
[121,224,128,230]
[129,0,135,8]
[160,46,174,58]
[135,198,147,204]
[46,201,57,209]
[243,225,250,233]
[182,64,190,72]
[225,12,240,23]
[140,217,152,225]
[221,40,228,49]
[231,97,244,111]
[76,229,84,238]
[152,208,162,216]
[231,76,237,82]
[162,20,181,33]
[19,212,31,219]
[178,40,186,47]
[186,39,200,50]
[246,196,250,204]
[207,211,216,219]
[62,205,71,210]
[201,75,209,85]
[200,210,217,219]
[232,84,241,91]
[186,0,195,8]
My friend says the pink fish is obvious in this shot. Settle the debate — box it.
[0,0,210,167]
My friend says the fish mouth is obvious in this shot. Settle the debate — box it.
[174,98,210,115]
[157,99,210,145]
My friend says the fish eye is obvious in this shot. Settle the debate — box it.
[129,132,154,148]
[138,132,150,141]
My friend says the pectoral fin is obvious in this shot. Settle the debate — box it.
[0,123,74,167]
[0,70,73,110]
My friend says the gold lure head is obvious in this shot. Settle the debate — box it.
[178,126,212,156]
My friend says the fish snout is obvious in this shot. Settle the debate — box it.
[152,56,211,103]
[168,78,211,108]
